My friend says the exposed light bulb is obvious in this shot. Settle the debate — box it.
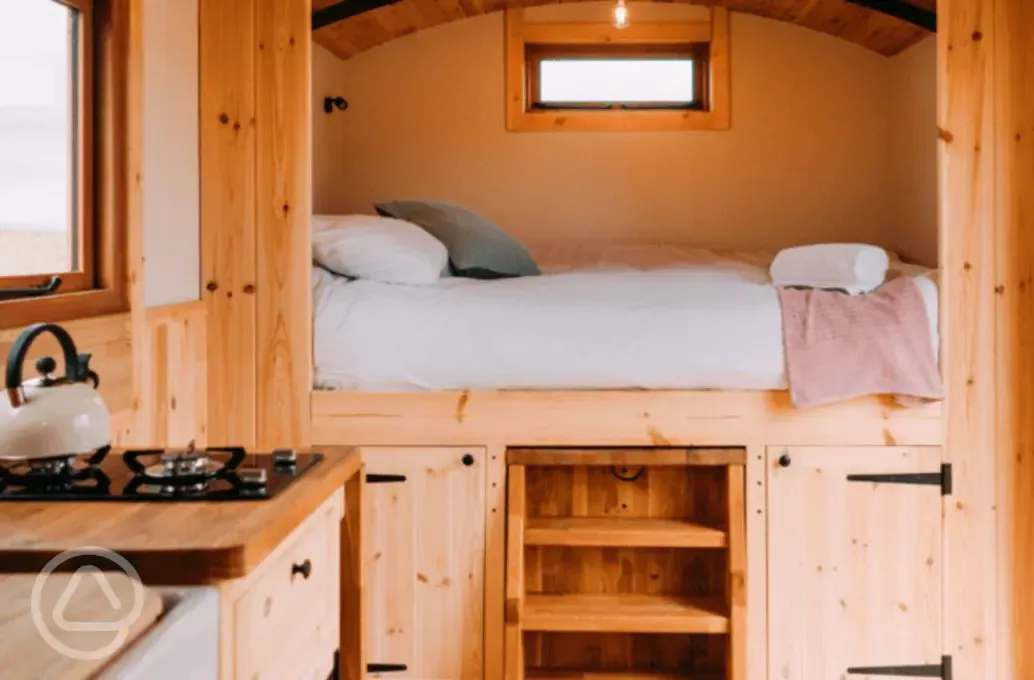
[613,0,629,28]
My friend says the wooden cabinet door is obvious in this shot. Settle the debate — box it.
[767,446,944,680]
[362,447,486,680]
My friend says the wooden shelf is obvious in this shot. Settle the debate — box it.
[522,594,728,634]
[525,518,727,549]
[527,672,723,680]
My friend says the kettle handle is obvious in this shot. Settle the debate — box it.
[4,323,83,394]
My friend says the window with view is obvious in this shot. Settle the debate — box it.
[505,8,730,132]
[0,0,94,296]
[529,45,708,110]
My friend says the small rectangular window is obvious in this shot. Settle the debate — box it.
[506,9,730,132]
[539,58,695,105]
[529,45,708,110]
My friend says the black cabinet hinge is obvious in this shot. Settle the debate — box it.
[847,463,952,495]
[327,650,340,680]
[848,655,952,679]
[367,662,408,674]
[366,473,406,484]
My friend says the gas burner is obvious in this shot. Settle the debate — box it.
[0,447,321,502]
[122,446,260,497]
[0,446,112,494]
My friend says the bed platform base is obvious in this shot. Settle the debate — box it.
[310,389,941,447]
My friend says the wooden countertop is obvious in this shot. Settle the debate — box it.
[0,573,163,680]
[0,447,361,583]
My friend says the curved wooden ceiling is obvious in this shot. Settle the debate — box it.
[312,0,932,60]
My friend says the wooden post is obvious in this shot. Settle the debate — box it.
[505,465,526,680]
[341,465,365,680]
[727,464,747,680]
[941,0,1034,674]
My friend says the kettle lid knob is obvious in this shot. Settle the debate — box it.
[35,356,57,377]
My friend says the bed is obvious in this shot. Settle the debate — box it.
[312,243,939,393]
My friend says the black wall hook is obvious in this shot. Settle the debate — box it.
[323,96,349,114]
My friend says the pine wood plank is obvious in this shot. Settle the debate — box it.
[505,465,527,680]
[255,0,312,449]
[525,669,719,673]
[726,465,747,680]
[525,517,726,548]
[522,594,728,634]
[997,0,1034,671]
[312,390,943,448]
[508,448,745,467]
[340,465,365,680]
[938,0,1000,675]
[199,0,257,447]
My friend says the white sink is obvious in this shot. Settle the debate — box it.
[97,587,219,680]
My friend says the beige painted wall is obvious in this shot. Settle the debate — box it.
[888,37,937,266]
[143,0,200,307]
[313,4,933,255]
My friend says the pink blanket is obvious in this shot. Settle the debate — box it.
[777,277,943,408]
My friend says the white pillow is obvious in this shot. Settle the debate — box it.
[770,244,889,295]
[312,214,448,285]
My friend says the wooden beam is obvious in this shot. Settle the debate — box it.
[845,0,937,31]
[312,0,404,31]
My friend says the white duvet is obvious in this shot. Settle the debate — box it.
[312,263,940,392]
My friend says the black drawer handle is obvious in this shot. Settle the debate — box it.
[367,663,408,673]
[291,559,312,580]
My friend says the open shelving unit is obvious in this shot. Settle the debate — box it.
[505,448,746,680]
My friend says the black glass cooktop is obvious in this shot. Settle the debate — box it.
[0,447,322,502]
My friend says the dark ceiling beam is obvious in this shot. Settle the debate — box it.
[846,0,937,31]
[312,0,405,31]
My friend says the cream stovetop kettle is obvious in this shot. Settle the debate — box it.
[0,323,110,460]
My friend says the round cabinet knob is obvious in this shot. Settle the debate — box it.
[291,559,312,580]
[462,454,475,467]
[778,453,792,468]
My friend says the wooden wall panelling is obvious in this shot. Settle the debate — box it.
[995,0,1034,672]
[0,315,133,440]
[939,0,999,675]
[144,303,208,448]
[124,0,146,447]
[200,0,258,447]
[255,0,313,450]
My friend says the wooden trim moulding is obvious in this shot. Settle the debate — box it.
[521,20,711,45]
[310,389,942,447]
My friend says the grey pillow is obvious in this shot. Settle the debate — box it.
[374,200,540,279]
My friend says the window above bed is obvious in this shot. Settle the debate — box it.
[505,8,730,132]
